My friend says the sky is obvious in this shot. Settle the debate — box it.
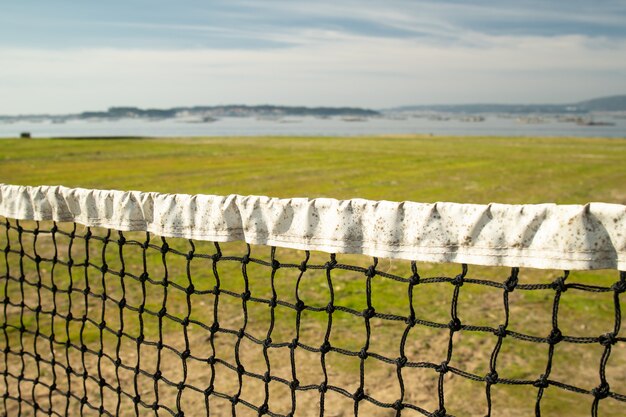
[1,0,626,114]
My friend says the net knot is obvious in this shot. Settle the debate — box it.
[3,246,9,255]
[152,403,159,411]
[153,370,162,381]
[392,400,404,411]
[494,325,507,338]
[534,374,549,389]
[118,298,126,308]
[139,272,149,283]
[186,284,195,295]
[319,382,328,393]
[263,372,271,383]
[186,251,194,261]
[299,261,307,272]
[362,307,376,319]
[34,255,41,264]
[212,253,221,262]
[503,274,519,292]
[156,341,163,350]
[320,341,332,354]
[358,348,368,359]
[117,236,126,245]
[547,328,563,345]
[406,315,417,327]
[289,338,299,349]
[158,307,167,318]
[436,362,449,374]
[365,265,376,278]
[81,396,88,405]
[485,371,499,385]
[432,407,447,417]
[181,349,190,360]
[290,379,300,390]
[237,364,246,376]
[207,356,216,365]
[241,291,251,301]
[263,338,272,348]
[452,274,464,287]
[210,322,220,334]
[204,386,214,396]
[258,404,269,415]
[100,263,108,273]
[272,259,281,270]
[448,318,462,332]
[592,383,610,399]
[551,277,568,293]
[353,387,365,402]
[599,332,617,346]
[325,259,337,270]
[268,297,277,308]
[612,280,626,294]
[237,328,245,339]
[67,259,74,267]
[230,394,239,405]
[396,356,408,368]
[98,378,107,388]
[295,300,306,312]
[326,303,335,314]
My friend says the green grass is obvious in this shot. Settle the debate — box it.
[1,135,625,204]
[1,135,625,416]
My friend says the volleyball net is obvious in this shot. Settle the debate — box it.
[0,184,625,417]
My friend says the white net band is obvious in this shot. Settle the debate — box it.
[0,183,624,270]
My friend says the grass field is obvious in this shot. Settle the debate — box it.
[1,135,625,204]
[1,135,625,417]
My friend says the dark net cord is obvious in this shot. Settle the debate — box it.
[1,218,625,417]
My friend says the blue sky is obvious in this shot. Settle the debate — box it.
[1,1,626,114]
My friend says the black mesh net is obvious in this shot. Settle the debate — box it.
[1,217,625,417]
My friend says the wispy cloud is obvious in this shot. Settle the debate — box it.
[1,1,625,113]
[2,33,625,114]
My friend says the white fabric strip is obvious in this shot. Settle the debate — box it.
[0,184,624,270]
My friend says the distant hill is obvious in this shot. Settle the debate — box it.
[390,95,626,114]
[0,105,380,122]
[79,105,380,119]
[575,95,626,111]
